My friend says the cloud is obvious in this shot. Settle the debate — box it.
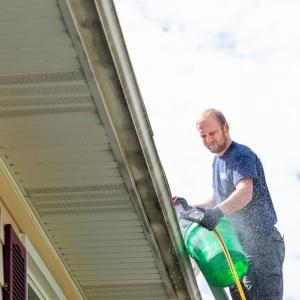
[214,31,237,53]
[121,0,300,62]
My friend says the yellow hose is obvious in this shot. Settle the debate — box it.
[213,229,246,300]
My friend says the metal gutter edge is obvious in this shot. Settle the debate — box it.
[93,1,201,299]
[56,0,182,298]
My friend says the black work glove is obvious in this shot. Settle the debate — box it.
[197,207,224,231]
[171,196,192,211]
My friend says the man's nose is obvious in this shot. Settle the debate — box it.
[206,135,214,144]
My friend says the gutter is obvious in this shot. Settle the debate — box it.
[94,1,201,299]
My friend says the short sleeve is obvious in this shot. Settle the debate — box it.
[232,154,258,186]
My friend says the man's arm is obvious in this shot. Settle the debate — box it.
[216,178,253,215]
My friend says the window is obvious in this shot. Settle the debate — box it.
[20,235,67,300]
[2,225,66,300]
[28,284,43,300]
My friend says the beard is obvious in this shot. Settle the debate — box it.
[207,131,228,154]
[208,141,227,154]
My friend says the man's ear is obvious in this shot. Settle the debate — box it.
[224,122,229,134]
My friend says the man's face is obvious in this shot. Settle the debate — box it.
[197,116,229,155]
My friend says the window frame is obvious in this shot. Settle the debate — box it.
[20,235,67,300]
[27,277,46,300]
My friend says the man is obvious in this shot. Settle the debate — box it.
[175,108,285,299]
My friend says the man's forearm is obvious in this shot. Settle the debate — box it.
[217,178,253,215]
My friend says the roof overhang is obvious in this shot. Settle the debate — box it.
[0,0,201,299]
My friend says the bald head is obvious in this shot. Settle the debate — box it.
[196,108,227,130]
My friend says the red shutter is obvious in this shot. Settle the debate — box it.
[3,224,27,300]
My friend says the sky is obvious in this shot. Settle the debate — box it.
[114,1,300,299]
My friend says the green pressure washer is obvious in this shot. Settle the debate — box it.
[180,209,248,300]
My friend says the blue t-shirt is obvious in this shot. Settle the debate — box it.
[213,141,277,236]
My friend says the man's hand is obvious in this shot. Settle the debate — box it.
[197,207,224,230]
[171,196,192,211]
